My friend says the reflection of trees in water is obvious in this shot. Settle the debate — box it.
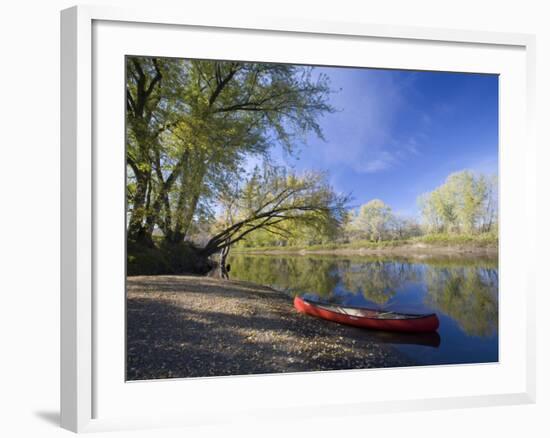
[229,256,419,304]
[340,260,419,305]
[228,256,339,297]
[424,266,498,337]
[230,254,499,338]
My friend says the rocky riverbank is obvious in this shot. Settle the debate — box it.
[126,275,414,380]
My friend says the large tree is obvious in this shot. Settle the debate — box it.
[126,57,333,247]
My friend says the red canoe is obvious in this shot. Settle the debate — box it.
[294,296,439,333]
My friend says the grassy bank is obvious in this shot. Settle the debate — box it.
[234,233,498,255]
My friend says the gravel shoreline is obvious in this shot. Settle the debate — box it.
[127,275,415,380]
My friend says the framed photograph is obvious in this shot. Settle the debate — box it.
[61,5,536,433]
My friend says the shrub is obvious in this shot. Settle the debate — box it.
[127,240,213,276]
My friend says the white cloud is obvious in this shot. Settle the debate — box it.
[355,150,397,174]
[361,159,392,173]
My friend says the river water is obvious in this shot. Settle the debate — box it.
[228,253,498,367]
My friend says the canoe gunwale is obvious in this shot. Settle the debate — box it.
[294,296,440,333]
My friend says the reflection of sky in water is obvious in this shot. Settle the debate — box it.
[229,255,499,366]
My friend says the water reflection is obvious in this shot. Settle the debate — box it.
[229,253,498,365]
[367,330,441,348]
[424,266,498,337]
[341,260,420,305]
[229,255,341,297]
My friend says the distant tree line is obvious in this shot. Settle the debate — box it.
[238,170,498,248]
[343,199,422,243]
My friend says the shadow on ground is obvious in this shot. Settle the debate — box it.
[127,276,418,380]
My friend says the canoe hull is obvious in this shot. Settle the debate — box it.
[294,296,439,333]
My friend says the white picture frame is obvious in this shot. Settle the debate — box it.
[60,4,537,433]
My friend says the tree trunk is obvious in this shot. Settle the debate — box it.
[127,173,154,246]
[170,165,205,244]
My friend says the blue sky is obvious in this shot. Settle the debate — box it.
[249,66,498,218]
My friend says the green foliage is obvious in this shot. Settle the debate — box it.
[343,199,422,242]
[205,162,349,255]
[346,199,392,242]
[418,171,497,234]
[126,57,334,247]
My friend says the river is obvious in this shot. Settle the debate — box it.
[228,253,498,367]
